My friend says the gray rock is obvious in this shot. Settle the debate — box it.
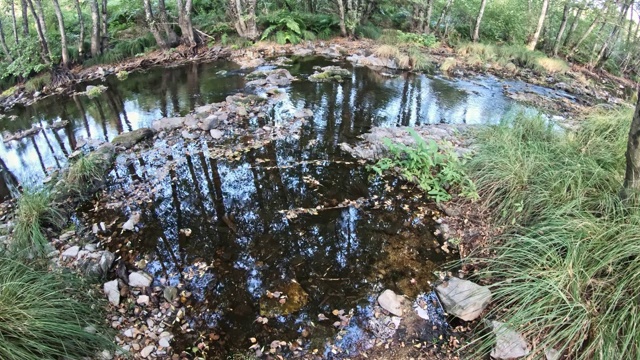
[103,280,120,306]
[194,104,215,114]
[111,128,154,149]
[490,321,530,359]
[140,345,155,358]
[435,277,491,321]
[128,271,153,288]
[84,243,97,251]
[184,114,200,130]
[210,129,224,140]
[163,286,178,302]
[199,114,219,130]
[61,245,80,259]
[137,295,150,305]
[159,337,171,348]
[181,130,198,140]
[152,117,184,132]
[378,289,404,316]
[545,348,561,360]
[99,251,115,274]
[294,108,314,119]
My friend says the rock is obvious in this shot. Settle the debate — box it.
[490,321,530,359]
[200,114,219,130]
[111,128,154,149]
[210,129,224,139]
[378,289,404,316]
[184,114,200,129]
[164,286,178,302]
[122,212,141,232]
[195,104,215,114]
[152,117,184,132]
[181,130,198,140]
[545,348,561,360]
[309,66,351,83]
[137,295,150,305]
[159,337,171,348]
[61,245,80,259]
[84,243,97,251]
[99,350,112,360]
[103,280,120,306]
[123,328,135,338]
[435,277,491,321]
[237,107,248,117]
[294,108,314,119]
[99,251,115,274]
[128,271,153,288]
[140,345,155,358]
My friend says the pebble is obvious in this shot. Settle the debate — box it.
[140,345,155,358]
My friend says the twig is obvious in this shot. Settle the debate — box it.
[194,27,215,40]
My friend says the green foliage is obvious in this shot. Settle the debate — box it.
[0,256,114,360]
[379,29,438,48]
[1,86,18,97]
[24,72,52,92]
[456,42,569,74]
[260,11,338,44]
[116,70,129,81]
[371,129,477,202]
[355,23,383,40]
[86,85,107,99]
[466,108,640,359]
[2,37,50,80]
[12,188,64,257]
[65,154,105,195]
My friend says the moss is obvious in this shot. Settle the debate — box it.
[1,86,17,98]
[116,70,129,81]
[85,85,107,99]
[309,66,351,82]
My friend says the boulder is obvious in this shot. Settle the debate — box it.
[435,277,491,321]
[378,289,404,316]
[99,251,115,274]
[111,128,154,149]
[103,280,120,306]
[490,321,530,359]
[128,271,153,288]
[199,114,219,131]
[152,117,184,132]
[61,245,80,259]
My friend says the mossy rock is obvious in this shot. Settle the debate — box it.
[309,66,351,83]
[111,128,154,149]
[259,281,309,317]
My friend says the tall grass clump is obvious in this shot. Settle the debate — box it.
[13,188,64,256]
[65,154,105,194]
[466,107,640,359]
[0,256,114,359]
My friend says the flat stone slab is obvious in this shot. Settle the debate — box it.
[103,280,119,306]
[128,271,153,288]
[378,289,404,316]
[152,117,184,132]
[491,321,530,359]
[111,128,154,149]
[435,277,491,321]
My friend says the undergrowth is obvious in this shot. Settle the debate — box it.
[465,108,639,359]
[12,188,64,257]
[456,43,569,74]
[0,256,114,359]
[372,129,477,202]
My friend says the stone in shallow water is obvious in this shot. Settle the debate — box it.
[259,281,309,317]
[129,271,152,288]
[163,286,178,302]
[490,321,530,359]
[377,289,404,316]
[103,280,119,306]
[435,277,491,321]
[152,117,184,132]
[111,128,154,149]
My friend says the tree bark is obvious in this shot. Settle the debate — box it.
[10,0,19,45]
[52,0,69,66]
[143,0,168,49]
[74,0,85,57]
[527,0,550,51]
[177,0,196,46]
[337,0,347,37]
[229,0,258,40]
[595,0,633,68]
[425,0,433,34]
[435,0,455,33]
[622,88,640,197]
[26,0,51,63]
[157,0,178,46]
[89,0,101,57]
[553,1,571,56]
[20,0,29,36]
[100,0,108,51]
[472,0,488,42]
[568,10,600,55]
[0,18,13,62]
[34,0,46,36]
[563,1,584,47]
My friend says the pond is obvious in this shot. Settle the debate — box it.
[1,57,537,357]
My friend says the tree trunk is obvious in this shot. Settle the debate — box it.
[177,0,196,46]
[74,0,85,57]
[568,11,600,55]
[622,88,640,197]
[595,0,633,68]
[435,0,455,33]
[415,6,425,33]
[553,1,571,56]
[0,18,13,62]
[472,0,488,42]
[34,0,46,36]
[143,0,168,49]
[157,0,178,46]
[425,0,433,34]
[10,0,19,45]
[230,0,258,40]
[563,2,584,47]
[52,0,69,67]
[527,0,550,51]
[337,0,347,37]
[100,0,108,51]
[89,0,101,57]
[26,0,50,63]
[20,0,29,36]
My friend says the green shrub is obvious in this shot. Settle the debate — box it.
[379,29,438,48]
[0,256,114,359]
[65,154,106,195]
[12,188,64,257]
[260,11,338,44]
[86,85,107,99]
[24,72,52,92]
[116,70,129,81]
[372,129,477,202]
[356,23,382,40]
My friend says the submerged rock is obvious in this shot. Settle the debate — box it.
[163,286,178,302]
[152,117,184,132]
[490,321,530,359]
[378,289,404,316]
[435,277,491,321]
[111,128,154,149]
[129,271,153,288]
[309,66,351,82]
[259,281,309,317]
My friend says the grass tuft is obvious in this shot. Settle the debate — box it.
[0,256,114,359]
[440,57,457,75]
[12,188,64,257]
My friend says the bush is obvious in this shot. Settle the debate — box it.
[116,70,129,81]
[12,188,64,257]
[466,108,639,359]
[456,43,570,74]
[24,72,52,92]
[372,129,477,202]
[0,256,114,359]
[260,11,338,44]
